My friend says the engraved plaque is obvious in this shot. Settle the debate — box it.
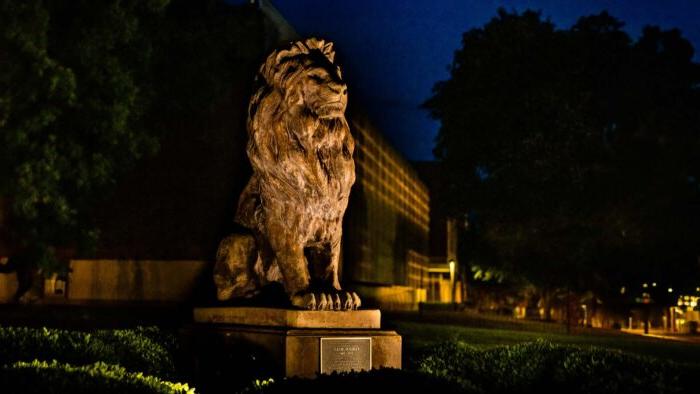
[320,337,372,374]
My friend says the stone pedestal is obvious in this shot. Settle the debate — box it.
[189,307,401,380]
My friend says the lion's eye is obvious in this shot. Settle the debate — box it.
[308,74,324,83]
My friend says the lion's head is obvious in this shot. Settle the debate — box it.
[253,38,348,119]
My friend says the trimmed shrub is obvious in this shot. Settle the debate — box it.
[555,346,680,394]
[0,360,193,394]
[0,326,175,377]
[416,340,696,394]
[239,368,467,394]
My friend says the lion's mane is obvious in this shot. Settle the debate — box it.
[236,38,355,238]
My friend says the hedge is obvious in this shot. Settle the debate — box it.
[0,360,193,394]
[239,369,466,394]
[416,340,697,394]
[0,326,175,377]
[238,339,699,394]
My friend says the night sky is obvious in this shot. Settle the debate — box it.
[267,1,700,160]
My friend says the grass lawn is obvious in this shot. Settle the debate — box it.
[385,312,700,366]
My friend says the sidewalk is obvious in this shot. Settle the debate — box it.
[622,328,700,344]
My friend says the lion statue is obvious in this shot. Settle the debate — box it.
[213,38,360,310]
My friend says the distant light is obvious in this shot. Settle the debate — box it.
[668,288,673,293]
[696,287,700,292]
[652,282,657,287]
[620,286,626,295]
[643,283,648,288]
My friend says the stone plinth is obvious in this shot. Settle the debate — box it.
[193,306,381,329]
[187,307,401,385]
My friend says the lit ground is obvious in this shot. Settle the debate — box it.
[384,311,700,365]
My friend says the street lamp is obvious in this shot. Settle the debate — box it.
[448,260,456,304]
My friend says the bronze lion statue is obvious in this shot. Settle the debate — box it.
[214,38,359,310]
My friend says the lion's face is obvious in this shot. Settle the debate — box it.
[297,62,347,119]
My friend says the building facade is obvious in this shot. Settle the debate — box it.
[342,112,431,309]
[414,161,464,304]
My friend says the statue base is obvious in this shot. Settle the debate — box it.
[193,306,381,329]
[185,307,401,387]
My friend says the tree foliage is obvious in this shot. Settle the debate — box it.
[0,0,168,269]
[0,0,265,276]
[424,9,700,295]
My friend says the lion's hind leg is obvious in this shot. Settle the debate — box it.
[213,233,261,301]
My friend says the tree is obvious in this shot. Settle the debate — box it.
[1,0,267,300]
[423,9,700,307]
[1,0,169,279]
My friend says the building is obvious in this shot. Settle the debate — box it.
[414,161,464,304]
[343,111,431,310]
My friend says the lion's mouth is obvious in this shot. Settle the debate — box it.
[316,101,346,118]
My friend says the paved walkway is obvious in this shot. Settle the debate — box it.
[622,328,700,344]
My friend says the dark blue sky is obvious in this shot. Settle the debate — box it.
[270,0,700,160]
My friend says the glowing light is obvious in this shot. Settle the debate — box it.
[448,260,456,303]
[668,288,674,293]
[643,283,648,288]
[620,286,626,294]
[652,282,657,287]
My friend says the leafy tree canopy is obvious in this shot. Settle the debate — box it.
[424,9,700,296]
[0,0,265,274]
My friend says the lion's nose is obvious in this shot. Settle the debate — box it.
[331,85,347,97]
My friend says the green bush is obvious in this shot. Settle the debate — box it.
[0,360,193,394]
[0,326,175,377]
[239,369,466,394]
[554,346,671,393]
[416,340,697,394]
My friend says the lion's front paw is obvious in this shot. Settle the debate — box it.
[291,291,361,311]
[291,293,317,310]
[338,291,361,310]
[350,292,361,310]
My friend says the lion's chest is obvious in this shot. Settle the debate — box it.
[272,150,354,200]
[266,121,354,198]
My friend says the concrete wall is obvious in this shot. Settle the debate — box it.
[351,284,426,311]
[0,273,18,302]
[67,260,209,302]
